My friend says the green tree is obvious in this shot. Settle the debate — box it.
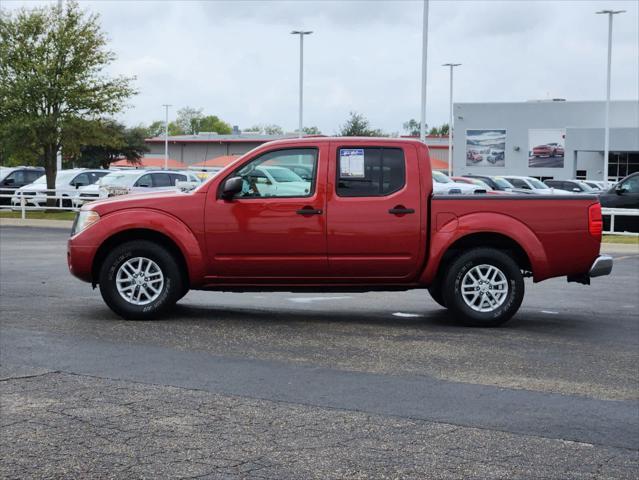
[243,124,284,135]
[195,115,232,134]
[147,109,232,137]
[0,1,136,195]
[302,126,322,135]
[402,119,423,136]
[70,120,148,169]
[338,112,384,137]
[429,123,450,135]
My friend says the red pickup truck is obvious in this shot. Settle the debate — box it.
[67,137,612,326]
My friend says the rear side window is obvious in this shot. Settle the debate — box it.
[336,147,405,197]
[152,173,171,187]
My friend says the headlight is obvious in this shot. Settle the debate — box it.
[72,210,100,236]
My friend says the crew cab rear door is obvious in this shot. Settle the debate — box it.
[326,142,423,279]
[205,145,328,279]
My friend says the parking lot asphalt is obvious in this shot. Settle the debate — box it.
[1,226,638,478]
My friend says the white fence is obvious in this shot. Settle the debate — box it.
[2,188,638,237]
[602,208,639,236]
[0,188,81,219]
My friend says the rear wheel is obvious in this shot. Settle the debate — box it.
[442,248,524,327]
[98,240,183,320]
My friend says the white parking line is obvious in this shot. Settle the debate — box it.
[541,310,559,315]
[392,312,424,318]
[288,296,352,303]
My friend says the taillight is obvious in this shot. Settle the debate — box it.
[589,203,603,237]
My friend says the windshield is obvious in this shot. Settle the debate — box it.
[262,167,303,183]
[432,171,452,184]
[33,171,79,185]
[576,182,594,192]
[99,172,140,187]
[528,178,547,189]
[493,177,514,189]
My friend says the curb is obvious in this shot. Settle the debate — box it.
[600,242,639,254]
[0,218,73,229]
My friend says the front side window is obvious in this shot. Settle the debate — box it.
[336,147,405,197]
[135,174,153,187]
[508,178,528,189]
[4,170,25,185]
[621,176,639,193]
[168,173,187,185]
[228,148,317,198]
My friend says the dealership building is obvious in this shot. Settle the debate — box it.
[142,132,451,170]
[452,100,639,181]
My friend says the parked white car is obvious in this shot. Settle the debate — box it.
[11,169,109,208]
[432,171,487,195]
[502,176,569,195]
[241,166,311,197]
[73,169,201,207]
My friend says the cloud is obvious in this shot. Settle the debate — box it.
[2,0,638,134]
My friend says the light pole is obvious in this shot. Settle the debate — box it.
[420,0,429,143]
[291,30,313,138]
[162,104,171,170]
[443,63,461,176]
[596,9,625,186]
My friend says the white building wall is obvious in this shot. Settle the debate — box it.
[453,100,639,180]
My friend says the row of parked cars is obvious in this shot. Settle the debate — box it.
[443,172,637,209]
[0,166,202,208]
[1,165,637,210]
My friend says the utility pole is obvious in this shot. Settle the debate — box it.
[419,0,429,143]
[291,31,313,138]
[442,63,461,176]
[596,9,625,186]
[162,104,171,170]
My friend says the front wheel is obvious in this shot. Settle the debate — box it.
[98,240,183,320]
[442,248,524,327]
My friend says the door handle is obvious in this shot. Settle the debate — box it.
[296,206,323,215]
[388,206,415,215]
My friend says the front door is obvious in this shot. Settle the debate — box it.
[326,143,424,280]
[205,146,328,280]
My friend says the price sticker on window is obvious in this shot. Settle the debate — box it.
[339,149,366,178]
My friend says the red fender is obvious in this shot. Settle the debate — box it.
[70,208,206,287]
[420,212,550,285]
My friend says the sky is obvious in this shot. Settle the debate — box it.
[3,0,639,134]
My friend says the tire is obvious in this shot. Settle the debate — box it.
[98,240,183,320]
[428,279,447,308]
[442,248,524,327]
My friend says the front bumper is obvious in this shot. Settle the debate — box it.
[589,254,613,278]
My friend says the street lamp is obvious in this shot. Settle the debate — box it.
[420,0,429,143]
[442,63,461,176]
[162,104,171,170]
[596,9,625,186]
[291,30,313,138]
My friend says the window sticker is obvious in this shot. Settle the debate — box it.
[339,148,365,178]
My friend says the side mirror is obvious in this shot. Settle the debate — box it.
[615,184,625,195]
[221,177,243,199]
[572,187,581,193]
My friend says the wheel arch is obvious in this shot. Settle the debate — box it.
[91,228,190,290]
[421,212,550,285]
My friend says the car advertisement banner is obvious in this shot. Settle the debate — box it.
[465,130,506,167]
[528,129,565,168]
